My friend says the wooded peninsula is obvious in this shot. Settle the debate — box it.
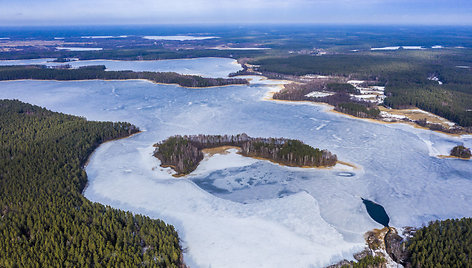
[153,134,338,175]
[0,65,248,88]
[250,51,472,128]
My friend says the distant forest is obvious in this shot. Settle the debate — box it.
[251,50,472,127]
[0,65,248,88]
[0,48,265,61]
[0,100,183,267]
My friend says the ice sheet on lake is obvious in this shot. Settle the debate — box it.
[81,35,128,39]
[0,57,471,268]
[56,47,103,51]
[143,35,219,41]
[371,46,400,51]
[0,57,241,78]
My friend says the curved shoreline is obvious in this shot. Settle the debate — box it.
[261,83,467,138]
[200,146,358,171]
[437,154,471,160]
[0,78,248,89]
[81,130,143,194]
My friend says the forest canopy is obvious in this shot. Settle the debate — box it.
[0,99,183,267]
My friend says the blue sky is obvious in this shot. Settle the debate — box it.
[0,0,471,25]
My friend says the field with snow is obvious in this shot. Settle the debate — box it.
[0,58,471,268]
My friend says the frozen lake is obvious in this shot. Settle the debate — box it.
[0,57,241,78]
[0,58,471,268]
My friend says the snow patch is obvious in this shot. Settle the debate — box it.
[56,47,103,51]
[371,46,400,51]
[143,36,219,41]
[306,91,334,98]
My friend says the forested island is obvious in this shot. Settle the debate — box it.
[0,65,248,88]
[153,134,337,175]
[0,100,183,267]
[450,145,472,159]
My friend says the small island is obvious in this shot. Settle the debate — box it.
[153,134,337,175]
[450,145,472,159]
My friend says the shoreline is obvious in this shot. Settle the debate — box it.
[160,145,357,177]
[0,78,248,89]
[0,56,242,64]
[437,155,471,160]
[202,146,357,171]
[262,85,467,138]
[81,130,143,194]
[83,130,143,169]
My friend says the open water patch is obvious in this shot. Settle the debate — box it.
[362,198,390,227]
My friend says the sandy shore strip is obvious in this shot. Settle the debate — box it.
[201,146,241,157]
[437,155,471,160]
[201,146,358,171]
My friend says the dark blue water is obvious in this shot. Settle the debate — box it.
[362,198,390,227]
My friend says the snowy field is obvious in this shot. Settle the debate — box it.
[0,58,471,268]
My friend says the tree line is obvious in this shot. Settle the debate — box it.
[0,65,248,88]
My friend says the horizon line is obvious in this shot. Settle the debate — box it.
[2,22,472,28]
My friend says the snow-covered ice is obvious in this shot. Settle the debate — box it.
[371,46,400,51]
[402,46,425,50]
[212,47,271,50]
[81,35,128,39]
[0,57,242,78]
[0,58,471,268]
[370,46,425,51]
[143,36,219,41]
[56,47,103,51]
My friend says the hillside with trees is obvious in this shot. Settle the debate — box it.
[0,99,183,267]
[0,65,248,88]
[154,134,337,175]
